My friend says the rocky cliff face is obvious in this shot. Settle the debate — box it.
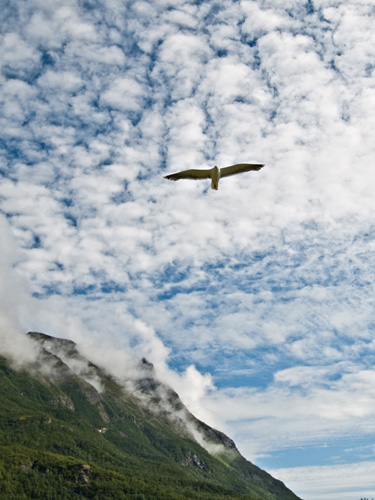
[0,331,301,500]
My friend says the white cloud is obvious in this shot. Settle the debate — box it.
[241,2,289,36]
[0,315,40,368]
[0,32,39,68]
[0,216,40,364]
[198,362,375,464]
[100,77,147,112]
[1,79,37,123]
[37,70,84,92]
[270,461,375,500]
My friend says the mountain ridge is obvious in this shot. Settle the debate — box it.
[0,330,302,500]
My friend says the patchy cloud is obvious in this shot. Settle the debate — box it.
[270,461,375,500]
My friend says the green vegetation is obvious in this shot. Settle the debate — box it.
[0,345,300,500]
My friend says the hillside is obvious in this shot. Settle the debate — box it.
[0,331,302,500]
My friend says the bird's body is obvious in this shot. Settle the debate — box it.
[211,165,220,190]
[164,163,264,190]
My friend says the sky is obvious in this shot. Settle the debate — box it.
[1,0,375,498]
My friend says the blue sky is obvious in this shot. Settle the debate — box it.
[1,0,375,498]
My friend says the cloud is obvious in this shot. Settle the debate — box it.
[37,70,84,92]
[0,315,40,368]
[0,215,40,365]
[270,461,375,500]
[100,77,147,112]
[200,361,375,464]
[0,32,40,75]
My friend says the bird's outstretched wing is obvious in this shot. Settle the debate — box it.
[220,163,264,178]
[164,168,212,181]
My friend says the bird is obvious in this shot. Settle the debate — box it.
[164,163,264,190]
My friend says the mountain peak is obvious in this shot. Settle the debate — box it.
[27,331,79,357]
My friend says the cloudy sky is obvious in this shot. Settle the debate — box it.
[1,0,375,498]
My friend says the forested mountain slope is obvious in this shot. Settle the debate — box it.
[0,331,302,500]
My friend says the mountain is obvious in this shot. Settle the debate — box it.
[0,331,302,500]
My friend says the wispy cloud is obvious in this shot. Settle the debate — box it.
[270,461,375,500]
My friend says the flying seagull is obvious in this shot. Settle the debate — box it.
[164,163,264,190]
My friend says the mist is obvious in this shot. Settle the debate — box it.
[0,215,41,366]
